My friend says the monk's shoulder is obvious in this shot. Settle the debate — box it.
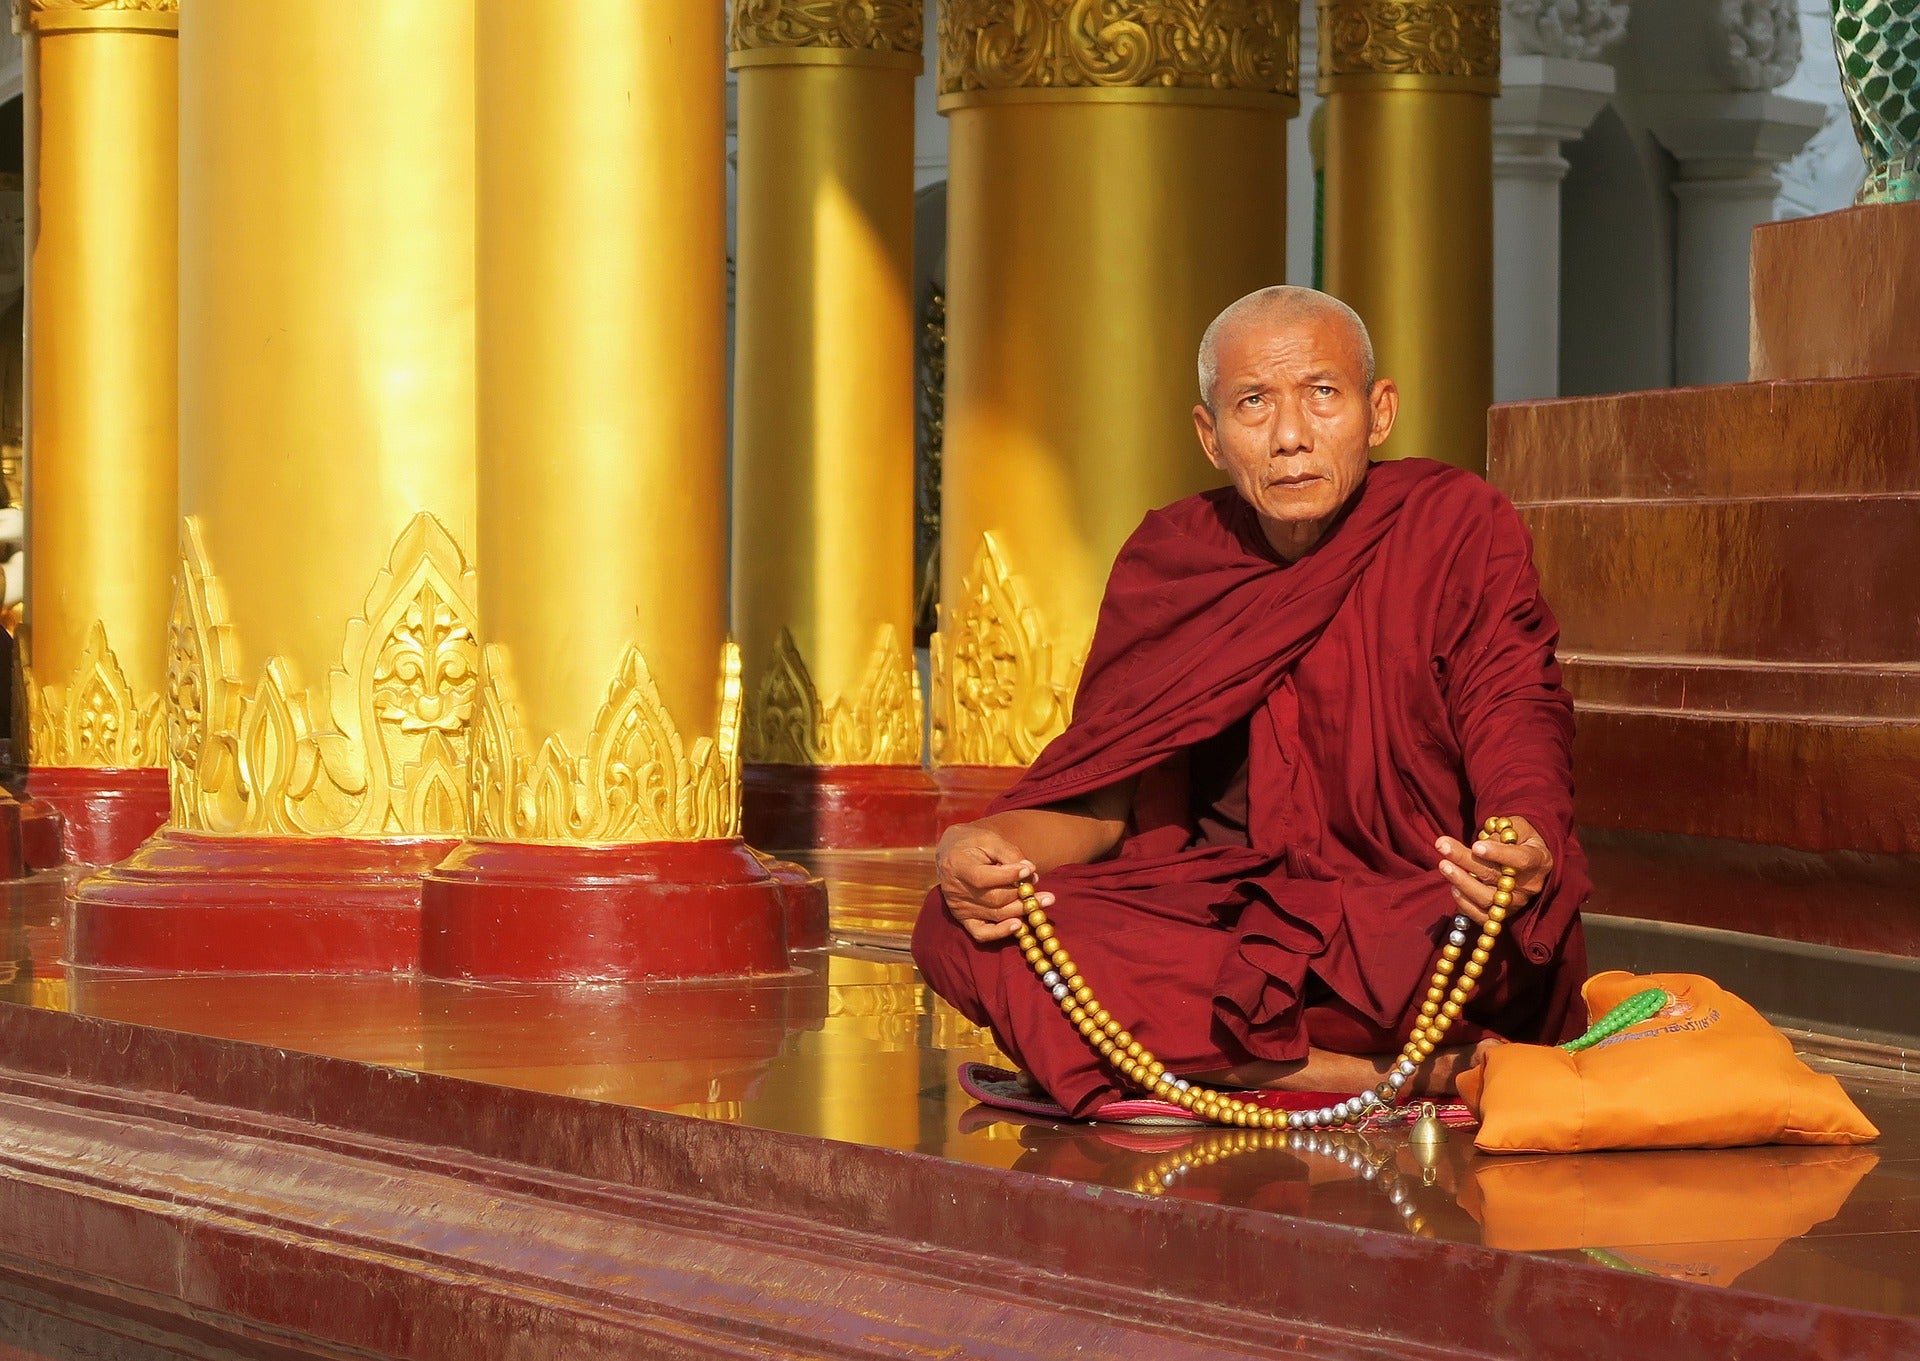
[1129,486,1247,553]
[1386,459,1527,541]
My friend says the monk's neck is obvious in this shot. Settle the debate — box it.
[1259,518,1329,562]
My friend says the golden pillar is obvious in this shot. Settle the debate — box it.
[75,0,480,971]
[1319,0,1499,471]
[420,0,799,982]
[15,0,179,866]
[729,0,940,850]
[932,2,1296,801]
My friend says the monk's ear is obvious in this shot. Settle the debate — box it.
[1366,379,1399,450]
[1193,403,1225,469]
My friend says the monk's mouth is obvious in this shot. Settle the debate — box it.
[1267,475,1323,489]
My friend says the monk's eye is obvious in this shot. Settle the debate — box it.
[1241,394,1265,411]
[1311,385,1337,399]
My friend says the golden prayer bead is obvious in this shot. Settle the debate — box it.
[1073,985,1094,1004]
[1035,923,1055,942]
[1493,890,1512,909]
[1442,945,1462,962]
[1023,948,1044,967]
[1125,1041,1144,1060]
[1463,961,1483,981]
[1427,986,1445,1003]
[1114,1029,1133,1047]
[1440,1001,1461,1020]
[1471,947,1490,965]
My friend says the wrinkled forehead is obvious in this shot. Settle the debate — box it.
[1215,310,1368,383]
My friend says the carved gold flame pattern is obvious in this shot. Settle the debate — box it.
[746,625,924,766]
[939,0,1297,98]
[469,640,744,844]
[166,514,480,837]
[729,0,922,54]
[1320,0,1501,79]
[930,533,1082,767]
[24,621,165,768]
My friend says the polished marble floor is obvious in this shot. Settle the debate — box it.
[6,851,1916,1321]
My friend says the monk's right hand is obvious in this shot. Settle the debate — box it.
[935,823,1057,943]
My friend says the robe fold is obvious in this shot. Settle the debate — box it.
[913,458,1590,1117]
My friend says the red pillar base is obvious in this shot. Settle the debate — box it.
[420,839,792,983]
[71,831,453,973]
[742,763,941,851]
[0,794,24,881]
[932,765,1024,828]
[753,852,831,952]
[27,767,170,867]
[14,795,66,872]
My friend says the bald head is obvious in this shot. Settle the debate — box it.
[1197,286,1376,413]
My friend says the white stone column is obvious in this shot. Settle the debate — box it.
[912,0,946,190]
[1493,56,1615,401]
[1285,1,1319,287]
[1648,92,1824,385]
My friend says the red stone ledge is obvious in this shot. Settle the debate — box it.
[0,1002,1908,1358]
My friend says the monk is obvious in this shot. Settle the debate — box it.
[912,286,1589,1118]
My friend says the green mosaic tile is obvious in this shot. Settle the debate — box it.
[1833,0,1920,201]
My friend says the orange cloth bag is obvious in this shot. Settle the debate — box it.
[1456,971,1878,1154]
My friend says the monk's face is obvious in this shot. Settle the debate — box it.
[1192,311,1398,560]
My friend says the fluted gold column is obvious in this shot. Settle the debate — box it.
[1320,0,1499,471]
[16,0,178,865]
[74,0,479,971]
[419,0,797,982]
[729,0,940,849]
[933,3,1296,792]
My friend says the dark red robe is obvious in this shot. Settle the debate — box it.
[913,459,1590,1116]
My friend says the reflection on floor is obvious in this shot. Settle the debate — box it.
[9,851,1917,1320]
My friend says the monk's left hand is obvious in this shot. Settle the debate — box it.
[1433,816,1553,927]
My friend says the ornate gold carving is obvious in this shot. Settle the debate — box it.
[1319,0,1501,79]
[12,0,177,32]
[470,641,744,844]
[24,621,165,767]
[930,533,1082,767]
[729,0,922,55]
[746,625,923,766]
[167,513,481,837]
[939,0,1297,98]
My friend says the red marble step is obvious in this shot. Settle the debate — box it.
[0,1000,1909,1359]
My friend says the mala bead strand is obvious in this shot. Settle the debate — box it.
[1013,816,1523,1131]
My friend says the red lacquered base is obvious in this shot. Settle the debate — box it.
[27,766,170,867]
[420,839,791,983]
[15,795,65,871]
[932,764,1023,828]
[0,794,23,880]
[71,831,454,974]
[754,852,831,951]
[742,763,941,851]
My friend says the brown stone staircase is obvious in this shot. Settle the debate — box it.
[1489,201,1920,1051]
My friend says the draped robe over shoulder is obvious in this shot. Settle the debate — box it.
[912,459,1590,1116]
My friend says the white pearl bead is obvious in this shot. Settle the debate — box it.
[1388,1071,1408,1089]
